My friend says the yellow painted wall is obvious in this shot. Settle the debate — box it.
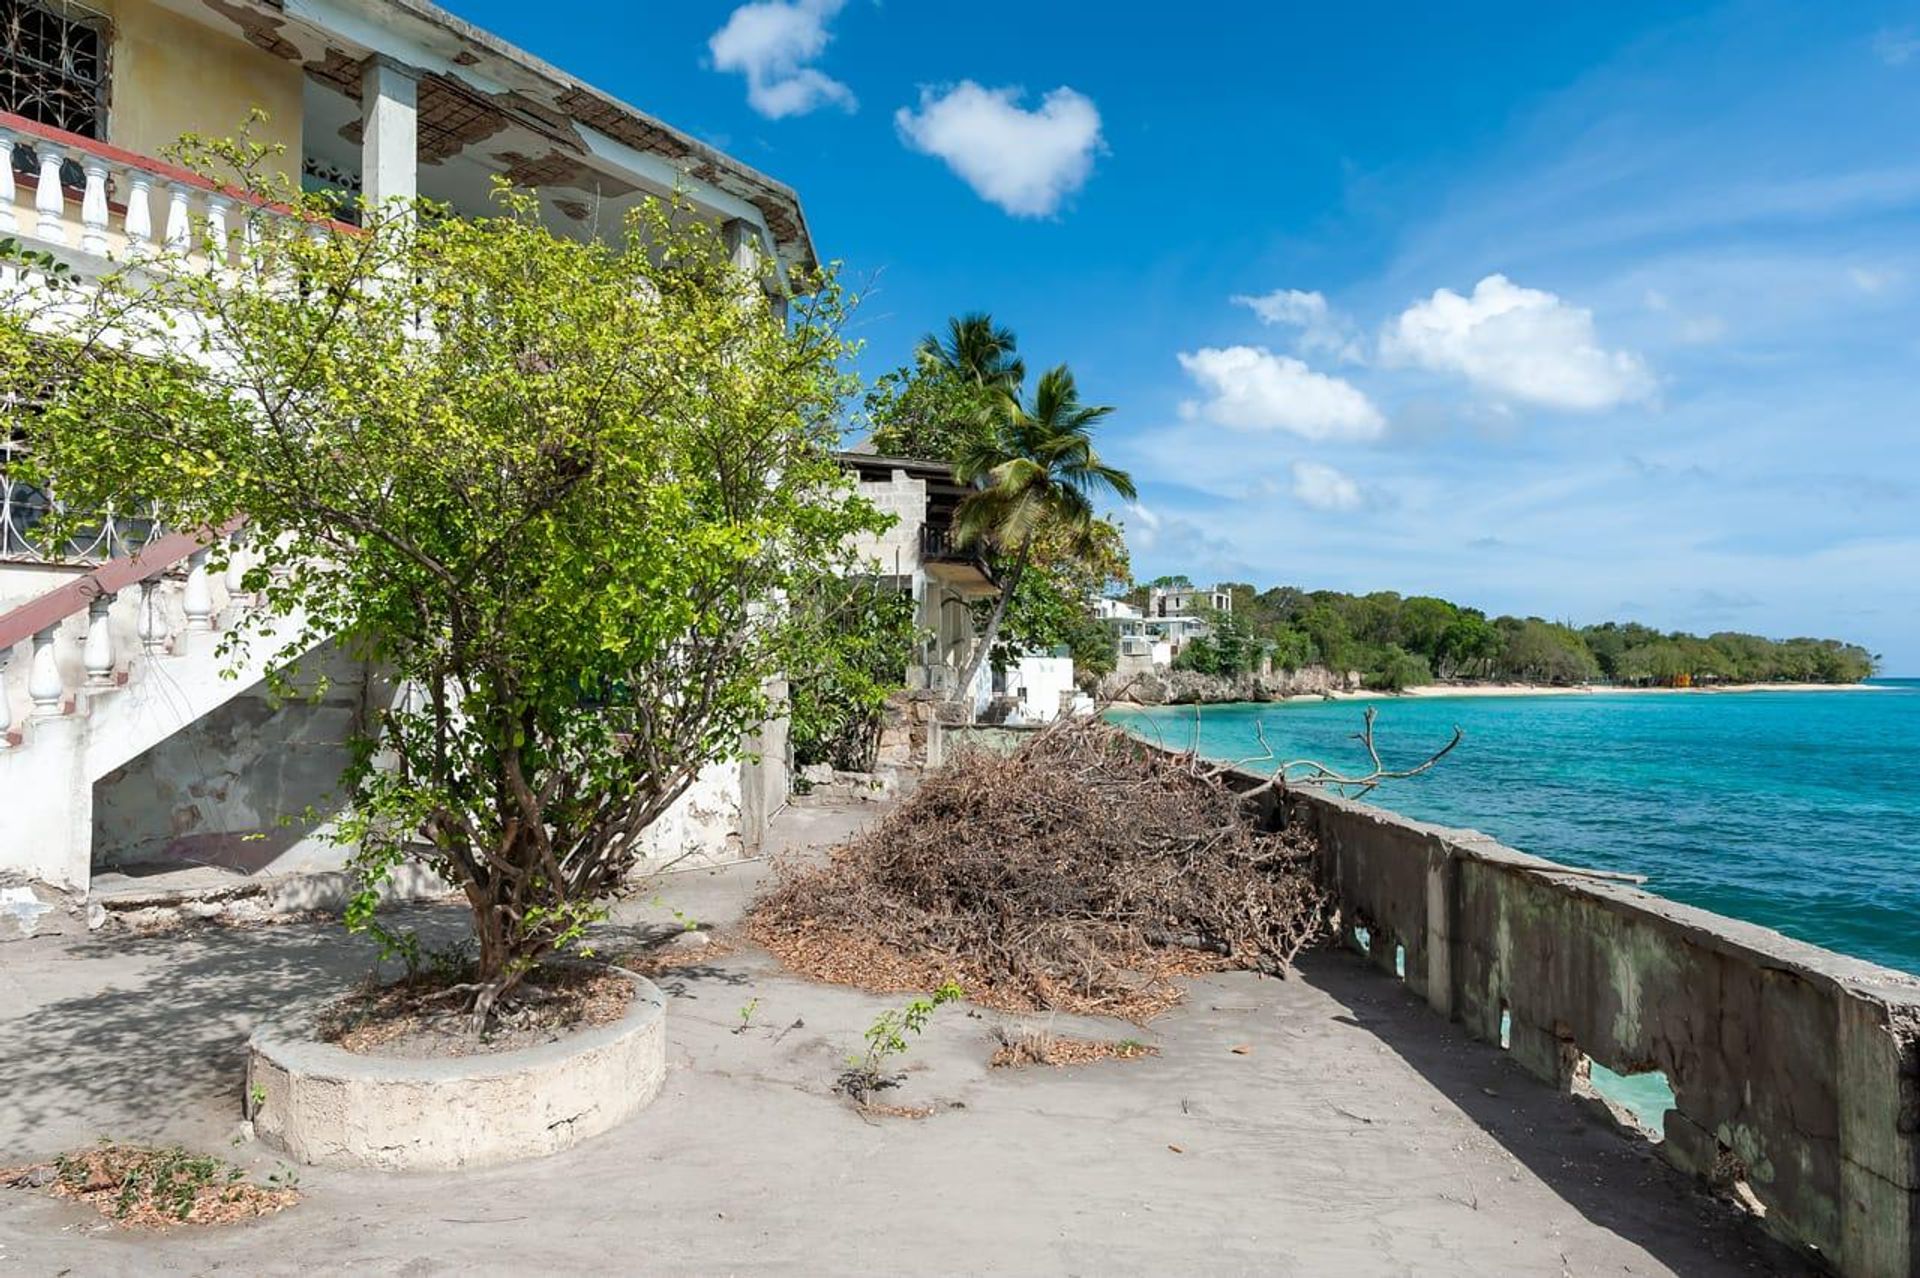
[96,0,303,183]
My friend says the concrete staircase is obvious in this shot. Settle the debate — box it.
[0,530,315,897]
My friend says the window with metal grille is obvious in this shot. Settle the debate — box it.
[0,0,110,140]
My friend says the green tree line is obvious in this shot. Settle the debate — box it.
[1173,585,1877,689]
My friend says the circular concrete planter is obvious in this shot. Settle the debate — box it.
[246,967,666,1171]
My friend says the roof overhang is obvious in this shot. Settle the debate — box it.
[168,0,817,280]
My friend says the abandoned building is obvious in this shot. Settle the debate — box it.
[0,0,810,906]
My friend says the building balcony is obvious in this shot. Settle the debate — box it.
[0,110,352,284]
[919,524,996,596]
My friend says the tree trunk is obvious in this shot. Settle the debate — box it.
[953,541,1031,717]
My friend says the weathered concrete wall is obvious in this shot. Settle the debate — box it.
[634,760,746,872]
[1246,780,1920,1278]
[928,721,1042,767]
[98,0,305,184]
[91,641,372,875]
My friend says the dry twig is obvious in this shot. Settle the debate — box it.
[748,717,1329,1018]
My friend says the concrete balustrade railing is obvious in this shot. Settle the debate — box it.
[0,110,350,281]
[0,526,250,750]
[1225,776,1920,1278]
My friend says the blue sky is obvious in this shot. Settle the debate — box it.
[453,1,1920,672]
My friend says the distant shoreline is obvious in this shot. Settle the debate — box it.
[1289,681,1882,703]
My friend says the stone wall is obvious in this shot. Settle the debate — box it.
[1237,778,1920,1277]
[1098,665,1359,705]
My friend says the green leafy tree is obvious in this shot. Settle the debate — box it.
[1365,644,1432,691]
[985,516,1131,678]
[1438,613,1503,678]
[950,366,1136,703]
[3,135,879,1017]
[789,582,923,771]
[862,363,1001,463]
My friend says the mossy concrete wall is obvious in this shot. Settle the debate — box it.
[1249,780,1920,1278]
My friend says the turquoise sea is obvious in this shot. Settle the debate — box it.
[1111,680,1920,977]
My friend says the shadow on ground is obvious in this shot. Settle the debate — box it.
[1294,947,1818,1276]
[0,905,470,1155]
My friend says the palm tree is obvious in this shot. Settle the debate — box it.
[950,364,1136,706]
[916,312,1026,395]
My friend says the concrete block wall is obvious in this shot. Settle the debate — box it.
[846,469,927,579]
[1249,780,1920,1278]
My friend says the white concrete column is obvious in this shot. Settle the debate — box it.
[34,144,66,242]
[204,193,233,265]
[83,593,116,687]
[360,56,419,214]
[28,627,62,716]
[163,182,193,254]
[79,159,109,254]
[137,579,167,654]
[223,531,252,612]
[183,548,214,632]
[123,169,154,254]
[0,133,17,235]
[722,218,761,276]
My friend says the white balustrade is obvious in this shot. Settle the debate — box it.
[137,579,166,654]
[28,626,62,716]
[84,592,115,686]
[183,548,214,632]
[163,182,193,254]
[79,159,108,255]
[223,532,252,611]
[0,126,326,274]
[34,144,65,243]
[0,133,16,235]
[123,169,154,254]
[205,193,233,271]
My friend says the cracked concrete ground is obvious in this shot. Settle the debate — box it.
[0,802,1812,1276]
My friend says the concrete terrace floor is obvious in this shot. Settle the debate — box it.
[0,803,1812,1277]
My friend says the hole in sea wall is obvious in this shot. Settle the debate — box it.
[1498,1003,1511,1050]
[1584,1059,1675,1140]
[1394,943,1406,979]
[1352,924,1371,955]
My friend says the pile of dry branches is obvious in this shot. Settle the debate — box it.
[748,717,1328,1018]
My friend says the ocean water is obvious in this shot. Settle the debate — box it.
[1111,680,1920,977]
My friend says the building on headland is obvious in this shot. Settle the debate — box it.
[0,0,810,909]
[1097,581,1234,672]
[835,450,1076,724]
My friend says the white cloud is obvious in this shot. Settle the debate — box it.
[895,83,1103,217]
[1176,346,1385,441]
[1289,461,1365,512]
[709,0,855,119]
[1232,288,1365,362]
[1848,265,1900,294]
[1381,274,1654,411]
[1873,28,1920,66]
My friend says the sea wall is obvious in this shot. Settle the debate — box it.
[1234,777,1920,1277]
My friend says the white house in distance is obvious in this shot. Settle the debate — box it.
[837,450,1076,723]
[0,0,812,911]
[1099,581,1234,672]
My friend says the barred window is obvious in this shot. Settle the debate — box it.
[1,0,109,140]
